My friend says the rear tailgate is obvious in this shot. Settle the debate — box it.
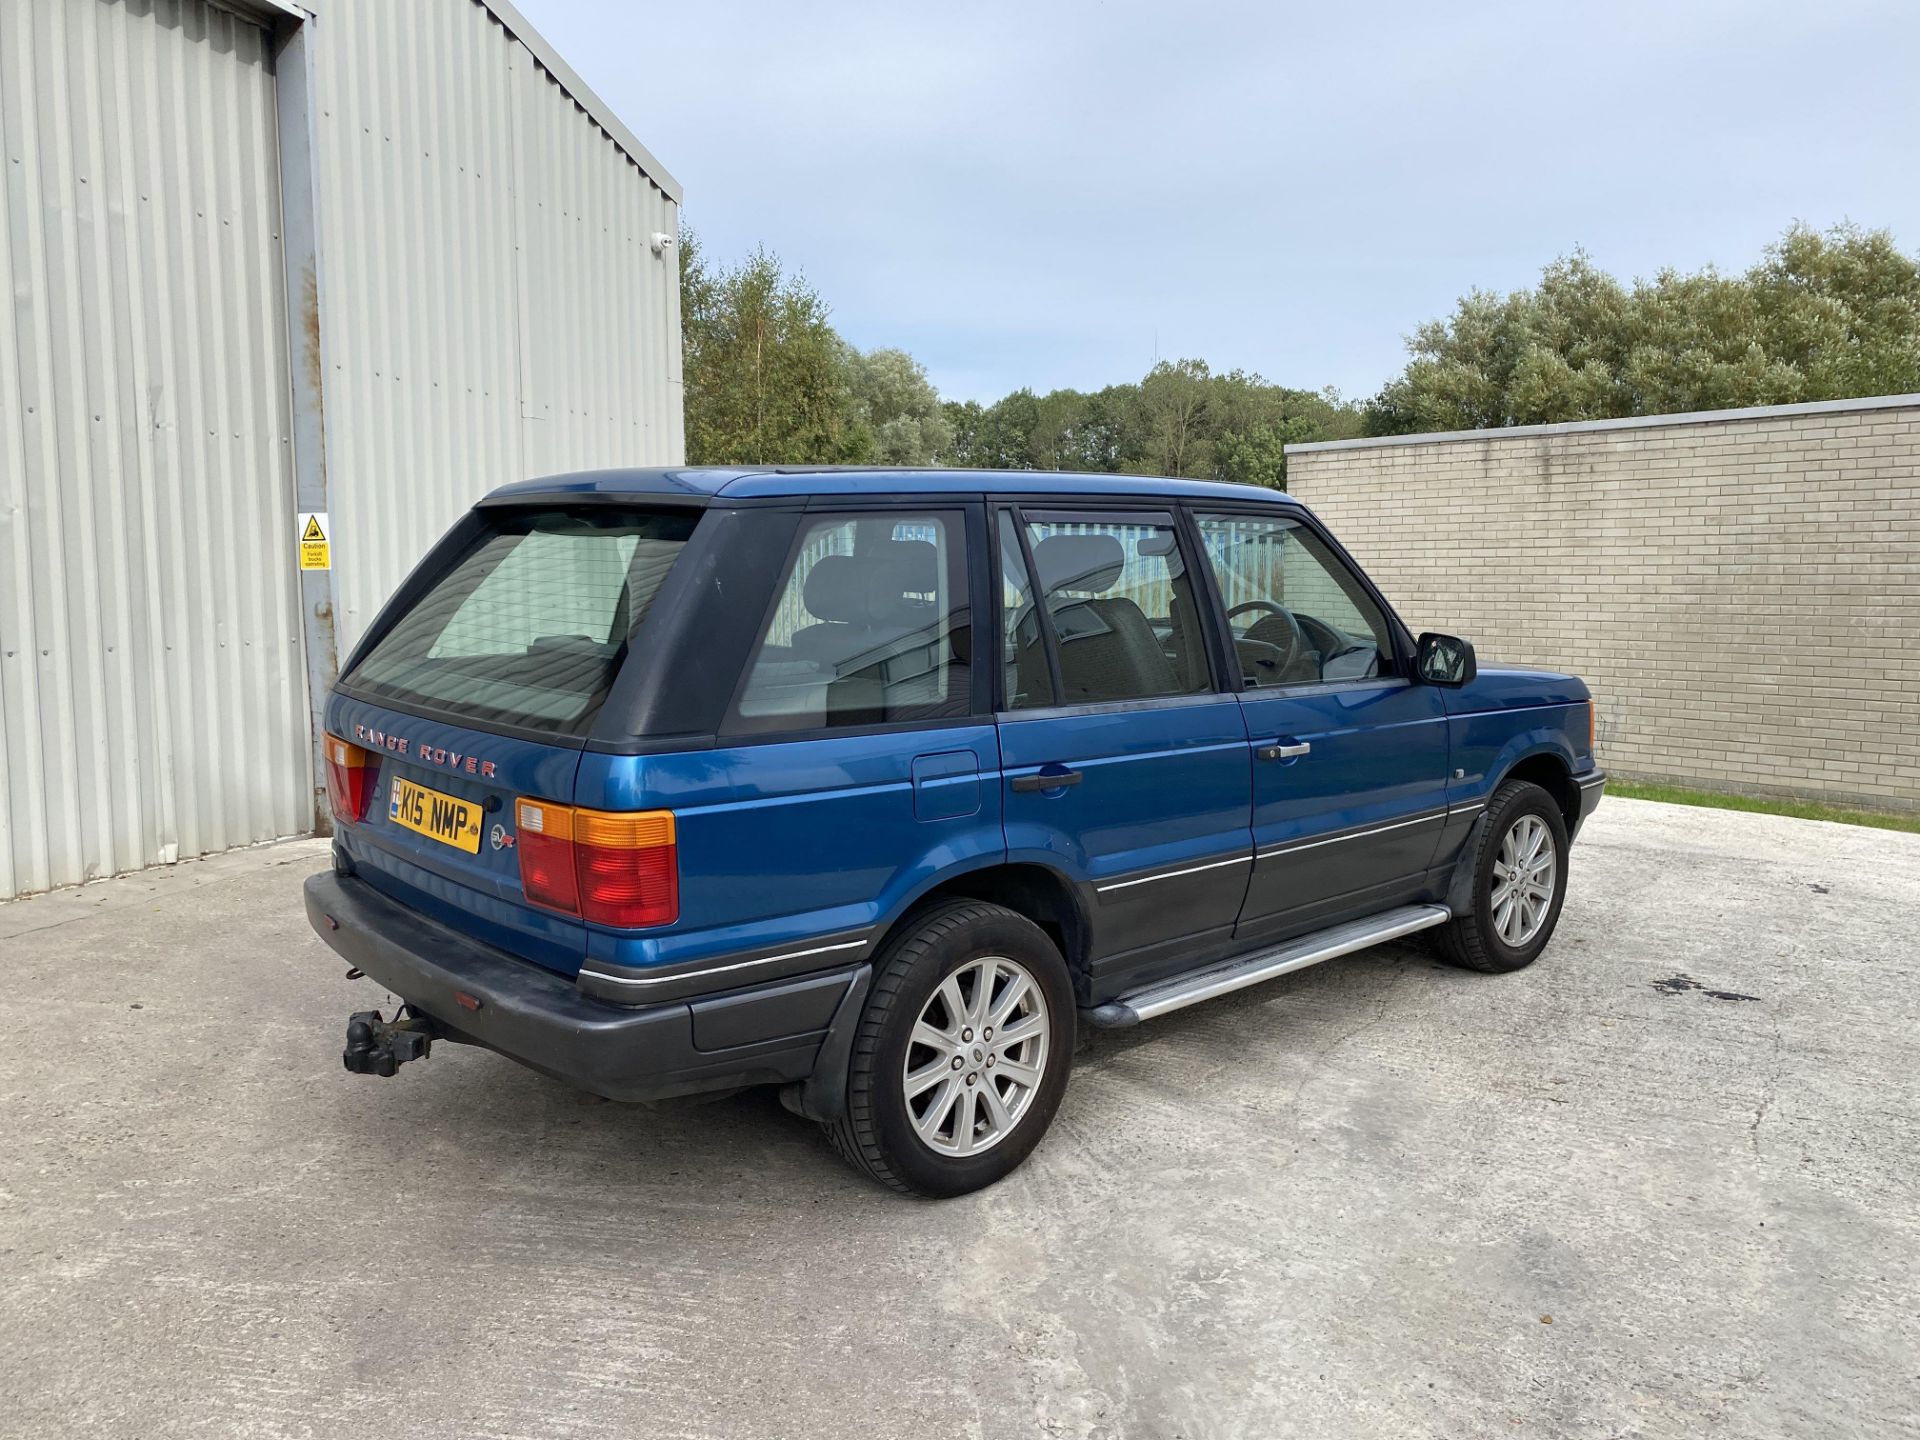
[327,696,587,976]
[320,504,703,978]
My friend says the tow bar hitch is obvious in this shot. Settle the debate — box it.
[342,1007,443,1077]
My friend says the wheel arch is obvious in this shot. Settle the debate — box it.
[787,859,1090,1131]
[873,859,1093,986]
[1493,746,1579,834]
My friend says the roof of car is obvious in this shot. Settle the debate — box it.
[483,466,1297,505]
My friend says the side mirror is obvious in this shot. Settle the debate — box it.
[1416,632,1476,687]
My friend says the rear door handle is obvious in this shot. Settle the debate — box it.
[1256,741,1311,761]
[1010,768,1083,792]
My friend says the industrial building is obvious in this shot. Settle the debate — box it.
[0,0,685,898]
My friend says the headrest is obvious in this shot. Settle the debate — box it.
[1033,533,1125,595]
[802,541,940,626]
[884,539,939,596]
[802,555,867,623]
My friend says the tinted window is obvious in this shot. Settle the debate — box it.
[1008,512,1209,707]
[346,508,697,734]
[998,511,1051,708]
[730,512,971,732]
[1195,512,1394,688]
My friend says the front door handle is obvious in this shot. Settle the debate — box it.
[1010,768,1083,793]
[1256,741,1312,761]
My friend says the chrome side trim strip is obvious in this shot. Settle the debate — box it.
[1096,853,1253,894]
[582,938,869,989]
[1257,810,1447,861]
[1447,801,1486,815]
[1578,775,1607,788]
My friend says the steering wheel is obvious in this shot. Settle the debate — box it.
[1226,599,1287,625]
[1225,601,1308,683]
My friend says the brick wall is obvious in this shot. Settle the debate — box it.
[1284,396,1920,812]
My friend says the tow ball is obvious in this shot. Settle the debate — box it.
[342,1007,443,1077]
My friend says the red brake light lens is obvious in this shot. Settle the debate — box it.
[516,800,677,929]
[516,798,581,916]
[574,810,678,928]
[324,735,377,822]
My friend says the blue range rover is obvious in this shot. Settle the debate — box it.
[307,467,1603,1196]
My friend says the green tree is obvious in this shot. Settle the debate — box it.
[939,399,989,466]
[1213,418,1320,488]
[1034,384,1140,472]
[940,364,1363,485]
[940,389,1042,468]
[843,345,954,465]
[1206,371,1362,485]
[1136,359,1218,477]
[1365,222,1920,435]
[680,230,862,463]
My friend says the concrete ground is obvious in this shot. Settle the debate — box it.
[1,798,1915,1439]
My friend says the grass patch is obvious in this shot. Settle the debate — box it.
[1608,779,1920,833]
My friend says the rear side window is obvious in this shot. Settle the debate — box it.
[729,511,971,733]
[1004,510,1211,707]
[346,508,698,734]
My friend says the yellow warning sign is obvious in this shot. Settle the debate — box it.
[298,512,330,571]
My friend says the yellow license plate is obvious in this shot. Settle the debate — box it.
[387,777,484,853]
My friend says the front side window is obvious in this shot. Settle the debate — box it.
[730,512,971,732]
[346,507,697,733]
[1003,511,1210,707]
[1195,512,1395,688]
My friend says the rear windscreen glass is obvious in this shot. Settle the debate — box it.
[345,508,699,735]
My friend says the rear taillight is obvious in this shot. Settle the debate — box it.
[324,734,377,822]
[573,809,678,927]
[515,799,678,929]
[516,799,580,915]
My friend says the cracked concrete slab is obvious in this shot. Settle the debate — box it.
[1,798,1915,1438]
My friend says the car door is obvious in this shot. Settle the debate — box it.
[1191,508,1451,944]
[995,505,1255,1001]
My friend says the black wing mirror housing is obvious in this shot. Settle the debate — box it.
[1416,632,1476,687]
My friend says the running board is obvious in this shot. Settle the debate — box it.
[1085,904,1452,1028]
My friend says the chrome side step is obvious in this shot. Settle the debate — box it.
[1085,904,1452,1028]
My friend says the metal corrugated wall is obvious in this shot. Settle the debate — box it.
[0,0,683,900]
[312,0,684,655]
[510,32,685,482]
[0,0,310,899]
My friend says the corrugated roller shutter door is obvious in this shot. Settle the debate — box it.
[0,0,309,898]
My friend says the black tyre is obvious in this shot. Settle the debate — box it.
[1435,779,1570,974]
[826,900,1075,1197]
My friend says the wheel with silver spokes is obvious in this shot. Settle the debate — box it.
[904,955,1051,1157]
[1490,814,1556,947]
[1435,779,1569,973]
[826,900,1074,1197]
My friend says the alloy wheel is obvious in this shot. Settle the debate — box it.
[902,955,1051,1156]
[1491,813,1557,946]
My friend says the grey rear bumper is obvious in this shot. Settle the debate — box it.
[305,870,858,1102]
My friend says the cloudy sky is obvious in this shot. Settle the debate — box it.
[517,0,1920,405]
